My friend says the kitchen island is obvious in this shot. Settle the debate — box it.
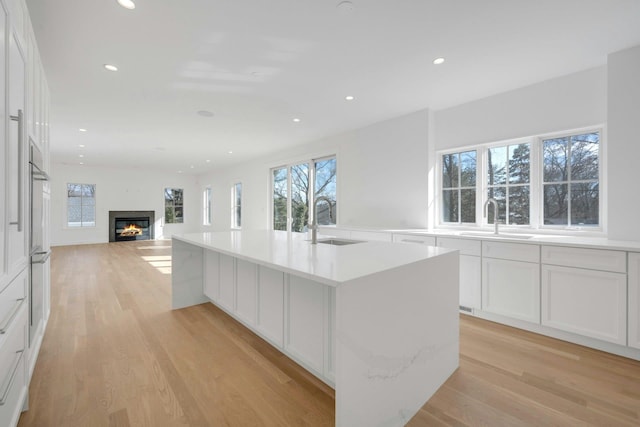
[172,230,459,427]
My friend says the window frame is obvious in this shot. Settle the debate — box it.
[436,126,604,235]
[66,183,96,228]
[231,182,242,229]
[270,155,337,233]
[203,186,212,226]
[164,188,184,224]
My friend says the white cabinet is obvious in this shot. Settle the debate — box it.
[482,241,540,323]
[437,237,481,310]
[541,264,626,345]
[541,246,626,273]
[235,259,257,326]
[629,253,640,350]
[392,233,436,245]
[203,250,219,301]
[256,266,284,347]
[285,275,329,375]
[218,254,235,312]
[7,29,27,274]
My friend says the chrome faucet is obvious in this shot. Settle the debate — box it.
[484,198,499,235]
[311,196,334,244]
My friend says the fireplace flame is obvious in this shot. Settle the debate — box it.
[120,224,143,237]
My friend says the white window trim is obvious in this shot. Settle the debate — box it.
[203,186,212,226]
[269,154,337,233]
[65,183,96,229]
[436,126,605,236]
[231,182,242,229]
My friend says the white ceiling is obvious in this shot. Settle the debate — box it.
[26,0,640,174]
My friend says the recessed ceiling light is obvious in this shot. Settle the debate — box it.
[190,165,195,169]
[79,162,84,165]
[79,154,84,158]
[177,171,183,174]
[79,144,85,148]
[79,128,87,132]
[104,64,118,72]
[293,118,301,123]
[206,159,211,163]
[345,95,355,101]
[197,110,214,117]
[433,57,445,65]
[117,0,136,10]
[228,151,233,154]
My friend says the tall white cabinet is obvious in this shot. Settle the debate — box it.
[1,0,50,426]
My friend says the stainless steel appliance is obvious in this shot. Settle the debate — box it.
[29,140,50,346]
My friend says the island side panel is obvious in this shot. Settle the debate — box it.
[334,251,459,427]
[172,239,208,309]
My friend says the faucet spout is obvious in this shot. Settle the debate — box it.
[311,196,334,244]
[484,198,500,235]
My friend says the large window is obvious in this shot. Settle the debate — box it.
[164,188,184,224]
[442,150,476,224]
[439,129,601,231]
[271,156,337,233]
[203,187,212,226]
[543,132,599,226]
[67,183,95,227]
[232,182,242,229]
[487,143,530,225]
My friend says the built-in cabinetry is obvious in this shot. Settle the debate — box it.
[629,253,640,350]
[482,241,540,323]
[541,246,627,345]
[437,237,481,311]
[1,0,51,425]
[203,250,335,385]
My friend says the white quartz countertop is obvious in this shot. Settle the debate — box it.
[173,230,455,287]
[324,226,640,252]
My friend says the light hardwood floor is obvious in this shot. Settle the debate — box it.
[17,240,640,426]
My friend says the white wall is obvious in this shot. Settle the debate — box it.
[51,163,199,246]
[607,46,640,241]
[434,66,607,150]
[196,109,431,232]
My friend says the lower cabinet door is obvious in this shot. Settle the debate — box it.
[218,254,235,312]
[285,276,328,375]
[482,258,540,323]
[235,260,257,326]
[203,250,219,301]
[256,266,284,347]
[459,255,481,310]
[541,265,627,345]
[629,253,640,350]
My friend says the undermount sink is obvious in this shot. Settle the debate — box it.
[317,238,364,246]
[459,232,535,240]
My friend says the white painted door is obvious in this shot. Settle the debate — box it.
[235,259,257,326]
[256,266,284,347]
[482,258,540,323]
[7,30,27,273]
[460,255,481,310]
[542,264,627,345]
[285,275,328,375]
[629,253,640,350]
[218,254,235,312]
[203,250,219,301]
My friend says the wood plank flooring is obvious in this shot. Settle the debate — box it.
[17,240,640,426]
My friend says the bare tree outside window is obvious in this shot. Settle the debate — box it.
[487,143,530,225]
[442,150,476,223]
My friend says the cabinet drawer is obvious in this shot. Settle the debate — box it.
[437,237,481,256]
[0,271,27,335]
[349,230,392,242]
[392,234,436,246]
[0,349,25,427]
[541,246,626,273]
[0,304,27,379]
[483,241,539,263]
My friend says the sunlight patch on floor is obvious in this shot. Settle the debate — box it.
[140,255,172,274]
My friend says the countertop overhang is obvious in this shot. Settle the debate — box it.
[173,230,456,287]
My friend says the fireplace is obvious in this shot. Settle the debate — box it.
[109,210,155,242]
